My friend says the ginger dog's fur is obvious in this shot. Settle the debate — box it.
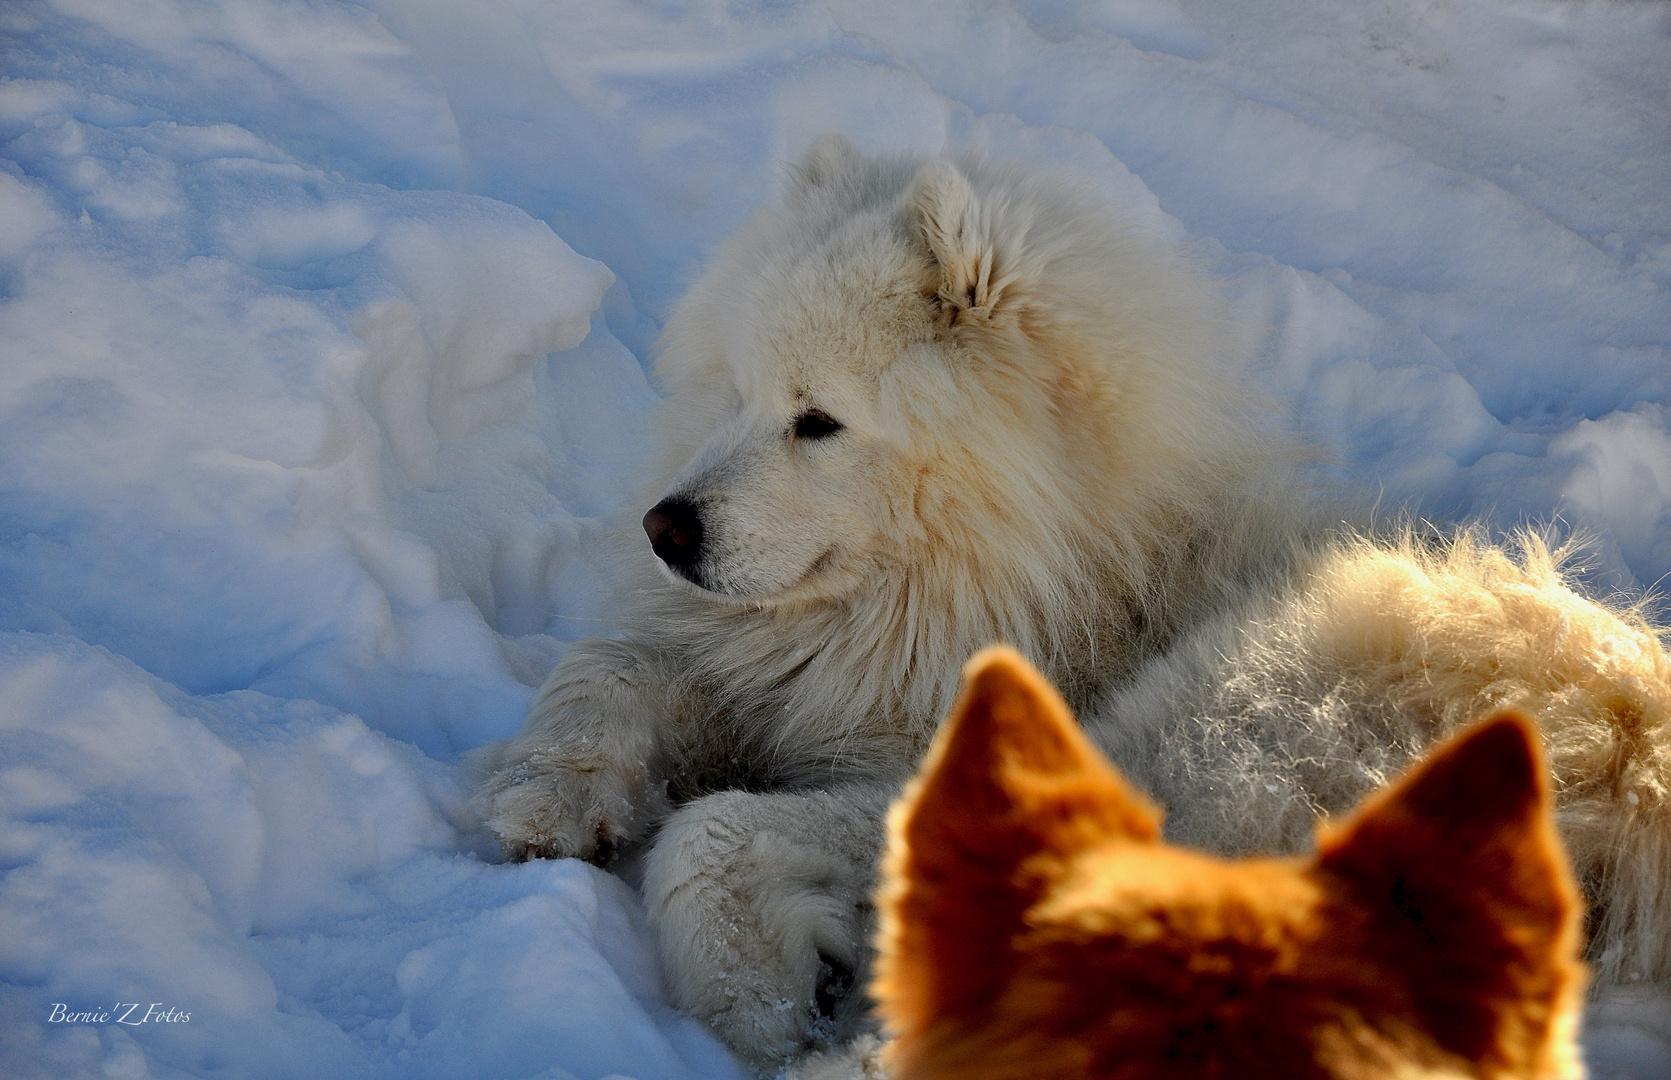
[871,648,1586,1080]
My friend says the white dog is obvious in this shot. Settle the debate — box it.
[475,135,1671,1073]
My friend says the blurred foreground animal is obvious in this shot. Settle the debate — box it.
[806,647,1587,1080]
[475,135,1671,1070]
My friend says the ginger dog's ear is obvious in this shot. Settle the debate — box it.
[1317,712,1585,1073]
[874,645,1160,1044]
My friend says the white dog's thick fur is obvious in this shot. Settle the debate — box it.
[475,136,1671,1072]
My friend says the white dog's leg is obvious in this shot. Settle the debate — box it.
[473,638,685,862]
[785,1035,888,1080]
[642,783,892,1075]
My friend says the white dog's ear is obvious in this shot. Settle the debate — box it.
[790,132,863,194]
[909,159,1011,326]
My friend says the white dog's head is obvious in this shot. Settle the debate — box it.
[643,135,1256,610]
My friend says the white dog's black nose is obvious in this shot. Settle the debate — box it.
[643,497,704,573]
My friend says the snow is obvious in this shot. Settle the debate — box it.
[0,0,1666,1077]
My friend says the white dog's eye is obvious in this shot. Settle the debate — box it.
[793,410,843,440]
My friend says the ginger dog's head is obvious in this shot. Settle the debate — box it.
[873,647,1586,1080]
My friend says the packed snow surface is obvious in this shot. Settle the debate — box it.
[1,1,1668,1077]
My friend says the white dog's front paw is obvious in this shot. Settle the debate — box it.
[472,639,673,863]
[642,787,888,1074]
[475,739,653,862]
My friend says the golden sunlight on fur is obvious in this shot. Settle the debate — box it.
[872,647,1587,1080]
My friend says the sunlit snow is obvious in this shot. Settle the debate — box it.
[1,1,1668,1077]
